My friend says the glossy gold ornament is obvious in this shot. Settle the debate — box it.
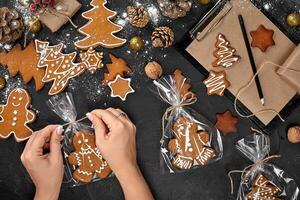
[197,0,211,5]
[29,19,41,33]
[129,36,144,51]
[286,12,300,27]
[0,76,6,90]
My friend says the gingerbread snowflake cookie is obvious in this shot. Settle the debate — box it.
[68,131,112,183]
[246,173,283,200]
[0,88,35,142]
[168,117,215,170]
[212,33,240,68]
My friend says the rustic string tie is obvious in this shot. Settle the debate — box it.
[234,61,300,122]
[61,116,88,127]
[160,91,197,144]
[227,155,281,194]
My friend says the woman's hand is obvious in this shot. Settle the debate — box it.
[87,108,154,200]
[21,125,64,200]
[87,108,137,174]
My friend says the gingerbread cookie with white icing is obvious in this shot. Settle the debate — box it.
[68,131,112,183]
[246,173,283,200]
[0,88,35,142]
[212,33,240,68]
[168,117,215,170]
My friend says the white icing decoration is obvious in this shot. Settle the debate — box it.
[203,71,228,96]
[214,34,239,68]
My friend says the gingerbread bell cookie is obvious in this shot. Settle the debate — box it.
[203,70,230,96]
[250,25,275,52]
[0,88,35,142]
[212,33,240,68]
[68,131,112,183]
[75,0,126,49]
[246,173,283,200]
[168,117,216,170]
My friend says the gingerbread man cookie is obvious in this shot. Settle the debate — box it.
[246,173,283,200]
[68,131,112,183]
[0,88,35,142]
[168,117,215,170]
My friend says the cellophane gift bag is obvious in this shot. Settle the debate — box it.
[152,71,223,173]
[47,93,112,187]
[233,132,299,199]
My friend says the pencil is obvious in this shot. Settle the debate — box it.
[238,14,265,105]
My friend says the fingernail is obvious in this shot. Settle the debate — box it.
[56,126,64,135]
[86,113,93,121]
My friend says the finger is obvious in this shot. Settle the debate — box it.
[107,108,129,123]
[107,108,122,116]
[86,113,107,144]
[49,126,64,159]
[90,109,120,127]
[30,125,59,154]
[22,132,37,154]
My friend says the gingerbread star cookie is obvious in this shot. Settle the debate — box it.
[68,131,112,183]
[215,110,238,135]
[246,173,283,200]
[108,75,135,101]
[0,88,35,142]
[168,117,216,170]
[250,25,275,52]
[203,70,230,96]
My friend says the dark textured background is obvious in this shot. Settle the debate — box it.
[0,0,299,200]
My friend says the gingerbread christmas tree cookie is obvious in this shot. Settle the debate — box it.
[0,42,45,91]
[173,69,194,99]
[168,117,215,170]
[35,40,87,95]
[212,33,240,68]
[203,70,230,96]
[75,0,126,49]
[108,75,135,101]
[246,174,283,200]
[0,88,35,142]
[68,131,112,183]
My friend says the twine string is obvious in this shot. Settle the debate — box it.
[234,61,300,122]
[61,116,88,127]
[227,155,281,194]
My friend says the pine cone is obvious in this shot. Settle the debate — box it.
[127,6,150,28]
[157,0,192,19]
[0,7,23,44]
[152,26,174,48]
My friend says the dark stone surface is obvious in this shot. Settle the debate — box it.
[0,0,299,200]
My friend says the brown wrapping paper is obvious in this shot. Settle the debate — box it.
[39,0,81,32]
[277,45,300,93]
[186,0,296,125]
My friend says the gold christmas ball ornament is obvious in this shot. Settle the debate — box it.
[287,126,300,143]
[0,76,6,90]
[129,36,144,51]
[145,61,163,80]
[29,19,41,33]
[286,12,300,27]
[197,0,211,5]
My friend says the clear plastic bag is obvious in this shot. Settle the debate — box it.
[47,93,112,187]
[234,133,299,200]
[153,75,223,173]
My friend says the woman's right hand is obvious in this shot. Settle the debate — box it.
[86,108,137,174]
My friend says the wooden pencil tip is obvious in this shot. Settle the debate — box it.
[260,98,265,106]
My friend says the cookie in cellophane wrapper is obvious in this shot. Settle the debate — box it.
[233,133,299,200]
[152,72,223,173]
[47,93,112,187]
